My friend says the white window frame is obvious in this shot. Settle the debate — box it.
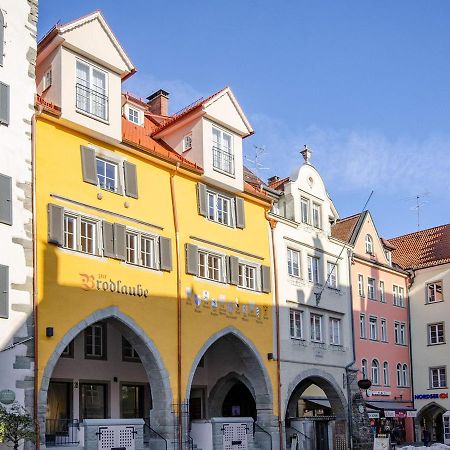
[43,68,52,91]
[96,156,120,193]
[380,280,385,302]
[327,261,338,289]
[125,228,159,270]
[126,105,143,126]
[358,274,364,297]
[63,211,101,256]
[212,125,234,175]
[381,318,387,342]
[430,367,447,389]
[393,285,405,307]
[428,322,445,345]
[312,202,322,229]
[310,314,323,342]
[368,277,376,300]
[360,314,366,339]
[183,134,193,151]
[198,249,226,283]
[369,316,378,341]
[394,321,406,345]
[371,359,380,385]
[330,317,341,345]
[365,234,374,254]
[238,262,258,291]
[206,189,234,227]
[290,309,303,340]
[85,323,106,359]
[76,59,109,121]
[383,361,389,386]
[307,255,320,284]
[396,363,402,387]
[300,197,310,224]
[427,281,444,304]
[287,248,300,278]
[361,359,368,379]
[402,364,409,387]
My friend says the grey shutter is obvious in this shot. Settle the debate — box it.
[0,82,10,126]
[261,265,271,293]
[102,221,115,258]
[0,174,12,225]
[197,183,208,217]
[0,11,4,67]
[186,244,199,275]
[114,223,126,260]
[0,265,8,319]
[80,146,98,185]
[159,237,172,271]
[235,197,245,229]
[124,161,138,199]
[48,204,64,245]
[228,256,239,285]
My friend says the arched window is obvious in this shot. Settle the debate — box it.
[0,9,4,66]
[396,363,402,386]
[361,359,368,379]
[371,359,380,385]
[402,364,408,387]
[383,362,389,386]
[365,234,374,254]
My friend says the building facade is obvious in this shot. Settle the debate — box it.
[332,211,414,443]
[390,224,450,445]
[268,149,356,450]
[0,0,38,419]
[35,12,276,450]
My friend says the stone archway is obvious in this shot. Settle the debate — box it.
[186,327,275,429]
[38,306,173,446]
[416,402,446,443]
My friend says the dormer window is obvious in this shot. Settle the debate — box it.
[365,234,373,254]
[128,107,140,124]
[76,60,108,121]
[212,126,234,176]
[184,134,193,152]
[385,250,392,265]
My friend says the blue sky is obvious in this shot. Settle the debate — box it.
[38,1,450,238]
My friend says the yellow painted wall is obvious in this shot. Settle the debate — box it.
[36,115,276,412]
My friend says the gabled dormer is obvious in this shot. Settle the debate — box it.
[269,147,339,235]
[152,87,253,192]
[36,11,135,142]
[122,93,148,127]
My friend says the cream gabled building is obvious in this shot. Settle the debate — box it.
[390,224,450,445]
[0,0,38,415]
[267,148,355,450]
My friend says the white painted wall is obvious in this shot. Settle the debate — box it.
[409,263,450,415]
[271,160,354,414]
[0,0,36,411]
[51,319,150,419]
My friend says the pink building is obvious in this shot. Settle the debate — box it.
[332,211,414,443]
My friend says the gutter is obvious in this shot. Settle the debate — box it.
[406,269,416,442]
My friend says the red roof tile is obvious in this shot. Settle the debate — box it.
[267,177,289,191]
[331,213,362,243]
[389,224,450,270]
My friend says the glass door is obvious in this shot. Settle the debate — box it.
[120,384,144,419]
[80,383,107,419]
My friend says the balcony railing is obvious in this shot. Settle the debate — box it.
[212,146,235,175]
[45,419,80,447]
[76,83,109,121]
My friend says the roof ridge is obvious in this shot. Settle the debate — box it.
[389,223,450,241]
[335,212,362,223]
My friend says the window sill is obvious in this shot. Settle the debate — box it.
[195,276,227,286]
[123,261,160,273]
[237,285,260,293]
[97,186,124,197]
[212,166,236,179]
[425,300,445,305]
[368,297,377,301]
[394,343,408,347]
[76,108,110,125]
[205,217,235,229]
[290,337,305,341]
[60,246,104,260]
[369,338,379,342]
[330,343,343,347]
[392,304,406,309]
[84,355,107,361]
[428,386,447,390]
[427,342,446,347]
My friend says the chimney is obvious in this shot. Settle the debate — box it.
[147,89,169,116]
[300,144,312,164]
[268,175,280,184]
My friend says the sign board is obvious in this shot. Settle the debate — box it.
[373,437,390,449]
[384,411,396,418]
[368,412,380,419]
[0,389,15,405]
[415,392,448,400]
[367,390,391,397]
[407,411,417,418]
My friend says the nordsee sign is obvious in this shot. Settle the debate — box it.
[414,392,448,400]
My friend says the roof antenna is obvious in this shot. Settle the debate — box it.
[244,145,270,175]
[315,190,374,306]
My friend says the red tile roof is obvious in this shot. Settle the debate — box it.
[243,166,264,189]
[389,224,450,270]
[151,87,229,136]
[267,176,289,191]
[331,213,362,243]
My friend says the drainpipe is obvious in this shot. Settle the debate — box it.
[268,217,284,450]
[32,105,43,450]
[406,269,416,442]
[169,164,183,450]
[345,248,356,450]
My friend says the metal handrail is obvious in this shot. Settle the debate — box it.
[254,422,272,450]
[212,145,234,175]
[288,424,312,440]
[187,434,194,450]
[75,83,109,121]
[143,418,168,450]
[45,418,80,446]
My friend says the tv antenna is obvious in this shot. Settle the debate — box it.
[402,192,430,230]
[244,145,270,174]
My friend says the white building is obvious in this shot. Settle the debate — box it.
[267,148,355,450]
[0,0,38,418]
[390,224,450,445]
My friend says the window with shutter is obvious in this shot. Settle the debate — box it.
[228,256,239,285]
[159,237,172,271]
[80,146,98,185]
[0,174,12,225]
[114,223,126,261]
[235,197,245,229]
[0,265,8,319]
[48,204,65,245]
[186,244,199,276]
[0,82,10,126]
[102,222,115,257]
[261,265,271,293]
[197,183,208,217]
[124,161,138,199]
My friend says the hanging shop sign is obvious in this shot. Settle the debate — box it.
[415,392,448,400]
[79,273,149,298]
[0,389,16,405]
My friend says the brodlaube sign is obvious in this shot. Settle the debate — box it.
[80,273,149,298]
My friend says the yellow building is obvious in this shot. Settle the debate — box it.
[35,12,276,450]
